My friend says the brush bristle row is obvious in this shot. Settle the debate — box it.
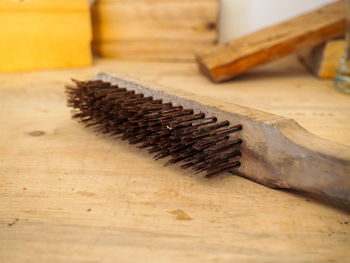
[66,80,242,177]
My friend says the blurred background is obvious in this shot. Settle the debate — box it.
[0,0,347,87]
[220,0,336,41]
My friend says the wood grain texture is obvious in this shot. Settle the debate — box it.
[0,57,350,262]
[93,41,215,62]
[299,39,344,79]
[196,0,345,82]
[91,0,218,61]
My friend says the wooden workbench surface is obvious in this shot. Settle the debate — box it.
[1,57,349,262]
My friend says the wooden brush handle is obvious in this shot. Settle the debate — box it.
[94,72,350,206]
[239,118,350,206]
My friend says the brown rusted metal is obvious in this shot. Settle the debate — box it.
[66,79,242,178]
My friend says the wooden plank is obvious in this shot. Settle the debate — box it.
[299,38,344,79]
[93,41,215,61]
[92,1,216,42]
[0,57,350,262]
[92,20,216,42]
[91,0,218,61]
[196,0,345,82]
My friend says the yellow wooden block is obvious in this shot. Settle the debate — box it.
[298,39,344,79]
[0,0,89,12]
[319,39,344,78]
[0,0,92,72]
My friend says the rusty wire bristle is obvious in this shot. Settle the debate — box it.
[66,79,243,178]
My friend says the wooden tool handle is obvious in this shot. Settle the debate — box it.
[243,118,350,206]
[94,72,350,206]
[196,0,345,82]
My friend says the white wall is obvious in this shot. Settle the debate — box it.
[219,0,337,43]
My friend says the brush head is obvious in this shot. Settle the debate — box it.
[66,79,242,178]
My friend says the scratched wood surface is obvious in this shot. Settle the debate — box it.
[0,57,350,263]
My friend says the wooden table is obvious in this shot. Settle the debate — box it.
[1,57,350,262]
